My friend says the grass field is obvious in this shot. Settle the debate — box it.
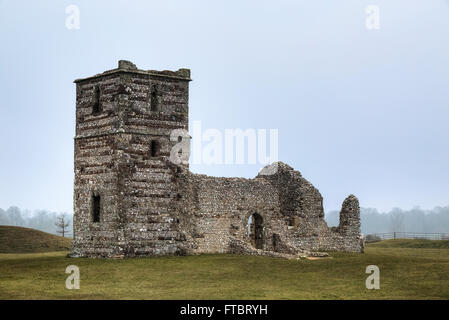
[368,239,449,249]
[0,238,448,299]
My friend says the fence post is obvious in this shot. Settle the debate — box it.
[394,232,396,240]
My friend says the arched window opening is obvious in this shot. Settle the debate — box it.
[288,216,299,229]
[92,85,101,115]
[92,194,101,223]
[150,85,159,111]
[150,140,161,157]
[247,213,264,249]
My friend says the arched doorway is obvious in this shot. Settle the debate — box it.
[248,213,264,249]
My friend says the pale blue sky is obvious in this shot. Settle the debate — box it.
[0,0,448,214]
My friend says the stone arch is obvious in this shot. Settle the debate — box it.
[247,212,264,249]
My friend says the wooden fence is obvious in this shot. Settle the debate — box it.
[364,232,449,242]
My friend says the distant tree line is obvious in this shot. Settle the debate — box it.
[325,206,449,234]
[1,205,449,236]
[0,206,73,236]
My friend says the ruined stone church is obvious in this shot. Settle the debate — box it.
[71,60,363,258]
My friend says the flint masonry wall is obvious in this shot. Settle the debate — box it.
[71,61,363,258]
[174,162,363,256]
[175,170,281,254]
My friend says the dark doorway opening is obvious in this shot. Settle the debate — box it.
[248,213,264,249]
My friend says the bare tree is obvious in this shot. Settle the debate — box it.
[55,214,71,237]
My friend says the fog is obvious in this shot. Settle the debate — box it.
[1,205,448,236]
[325,206,449,234]
[0,207,73,236]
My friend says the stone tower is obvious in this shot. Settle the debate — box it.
[71,60,191,257]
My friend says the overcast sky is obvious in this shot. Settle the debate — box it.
[0,0,448,214]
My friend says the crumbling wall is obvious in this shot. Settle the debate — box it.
[174,162,363,255]
[175,170,283,254]
[320,195,364,252]
[256,163,363,253]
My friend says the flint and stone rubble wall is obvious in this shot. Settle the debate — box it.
[71,61,363,258]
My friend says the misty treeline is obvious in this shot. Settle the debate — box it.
[326,206,449,234]
[0,206,73,236]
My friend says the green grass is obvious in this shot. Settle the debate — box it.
[0,242,448,299]
[368,239,449,249]
[0,226,72,253]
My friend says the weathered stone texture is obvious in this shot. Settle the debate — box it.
[71,61,363,258]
